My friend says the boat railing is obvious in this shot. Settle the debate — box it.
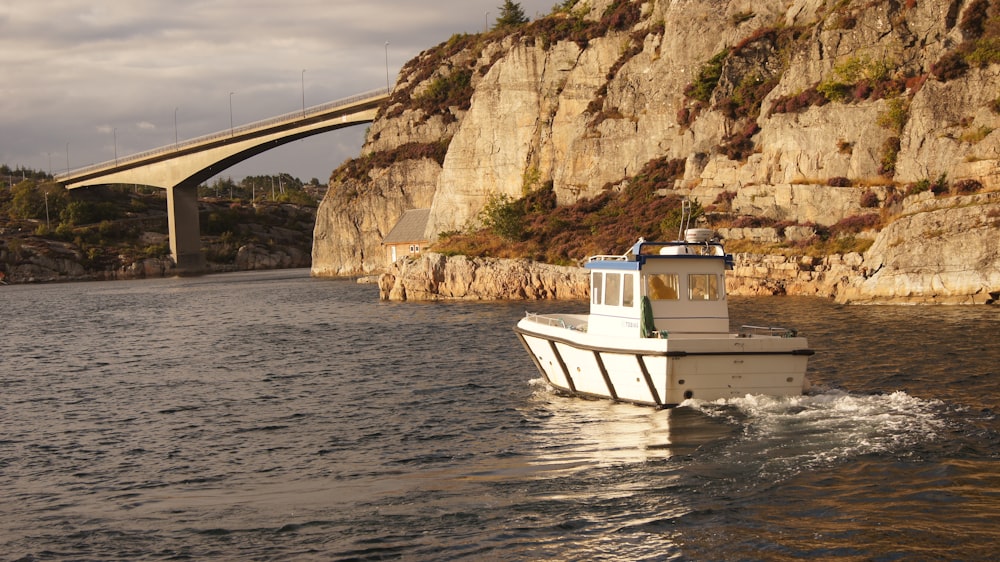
[523,312,588,331]
[636,240,726,256]
[738,324,799,338]
[587,254,629,263]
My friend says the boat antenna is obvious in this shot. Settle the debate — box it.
[678,199,692,240]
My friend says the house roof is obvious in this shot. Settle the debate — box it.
[382,208,430,245]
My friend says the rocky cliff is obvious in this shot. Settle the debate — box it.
[314,0,1000,304]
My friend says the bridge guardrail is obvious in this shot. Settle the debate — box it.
[56,86,391,181]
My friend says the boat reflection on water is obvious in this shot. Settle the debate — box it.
[520,381,738,474]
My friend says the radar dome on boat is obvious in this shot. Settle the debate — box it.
[660,245,694,255]
[684,228,714,243]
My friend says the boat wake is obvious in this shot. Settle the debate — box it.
[526,379,950,489]
[686,389,948,479]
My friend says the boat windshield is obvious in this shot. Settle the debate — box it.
[689,273,722,300]
[647,274,679,300]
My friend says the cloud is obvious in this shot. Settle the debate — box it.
[1,0,557,179]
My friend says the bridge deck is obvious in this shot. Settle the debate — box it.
[56,87,389,182]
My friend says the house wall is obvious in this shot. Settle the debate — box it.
[385,242,424,263]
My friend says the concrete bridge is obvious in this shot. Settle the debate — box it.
[55,88,389,273]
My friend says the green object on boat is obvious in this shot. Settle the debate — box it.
[641,295,656,338]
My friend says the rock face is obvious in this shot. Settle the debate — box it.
[235,244,309,271]
[314,0,1000,304]
[838,192,1000,304]
[379,253,588,301]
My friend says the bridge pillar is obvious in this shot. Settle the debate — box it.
[167,184,205,274]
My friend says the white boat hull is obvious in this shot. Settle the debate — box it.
[514,316,813,407]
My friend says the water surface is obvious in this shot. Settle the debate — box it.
[2,270,997,560]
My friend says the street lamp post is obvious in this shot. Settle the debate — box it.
[301,69,306,117]
[113,128,118,165]
[384,42,391,93]
[229,92,235,136]
[174,107,179,146]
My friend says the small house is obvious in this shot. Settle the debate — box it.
[382,208,430,263]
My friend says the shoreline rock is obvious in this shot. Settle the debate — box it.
[1,244,310,285]
[378,253,588,301]
[379,191,1000,307]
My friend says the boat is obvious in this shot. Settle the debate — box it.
[513,206,814,407]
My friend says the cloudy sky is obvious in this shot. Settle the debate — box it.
[0,0,556,183]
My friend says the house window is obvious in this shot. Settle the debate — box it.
[688,274,721,300]
[591,272,603,305]
[605,273,621,306]
[648,274,679,300]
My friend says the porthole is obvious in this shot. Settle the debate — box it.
[678,379,686,385]
[786,377,794,383]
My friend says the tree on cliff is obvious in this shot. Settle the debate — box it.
[494,1,528,29]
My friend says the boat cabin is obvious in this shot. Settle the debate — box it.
[584,231,734,337]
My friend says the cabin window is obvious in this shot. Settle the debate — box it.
[592,272,603,305]
[688,274,721,300]
[647,274,679,300]
[622,273,634,307]
[605,273,621,306]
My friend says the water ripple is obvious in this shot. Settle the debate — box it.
[0,272,997,560]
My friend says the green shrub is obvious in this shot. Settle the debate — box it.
[479,192,526,241]
[966,36,1000,67]
[818,55,894,102]
[141,243,170,258]
[907,174,948,196]
[879,137,901,177]
[876,97,909,134]
[59,200,121,225]
[907,179,929,196]
[414,69,473,116]
[817,80,852,102]
[684,50,728,103]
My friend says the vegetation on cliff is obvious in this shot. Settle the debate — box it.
[377,0,646,124]
[331,140,451,184]
[434,155,685,262]
[932,0,1000,80]
[433,151,996,265]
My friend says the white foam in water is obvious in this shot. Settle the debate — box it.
[687,390,947,474]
